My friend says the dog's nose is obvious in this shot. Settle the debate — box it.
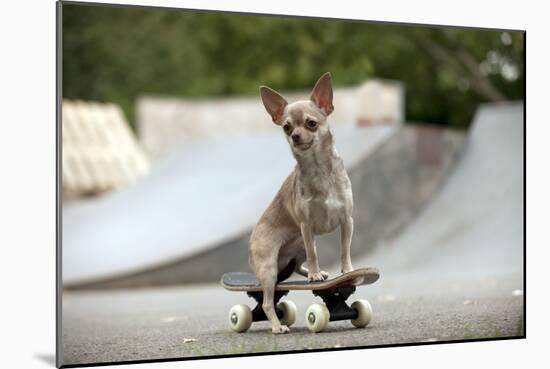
[291,134,300,143]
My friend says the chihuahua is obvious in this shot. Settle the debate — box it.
[249,72,354,334]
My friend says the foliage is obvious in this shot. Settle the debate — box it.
[62,4,524,129]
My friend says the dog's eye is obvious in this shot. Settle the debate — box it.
[306,120,317,129]
[283,124,291,134]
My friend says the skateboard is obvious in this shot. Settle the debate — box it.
[221,267,380,333]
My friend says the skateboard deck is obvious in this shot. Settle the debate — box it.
[221,267,379,292]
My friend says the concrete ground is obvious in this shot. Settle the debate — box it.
[61,103,524,366]
[61,269,523,365]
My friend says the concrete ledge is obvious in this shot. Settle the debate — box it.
[137,79,404,158]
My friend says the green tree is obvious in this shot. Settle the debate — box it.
[62,4,524,129]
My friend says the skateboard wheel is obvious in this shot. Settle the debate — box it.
[228,304,253,333]
[305,303,330,333]
[350,299,373,328]
[277,300,297,327]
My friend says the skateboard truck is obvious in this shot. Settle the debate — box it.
[312,286,358,322]
[304,285,372,332]
[246,290,288,322]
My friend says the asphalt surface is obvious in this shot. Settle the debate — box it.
[62,271,523,365]
[61,103,524,366]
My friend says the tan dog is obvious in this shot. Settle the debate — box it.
[249,72,354,334]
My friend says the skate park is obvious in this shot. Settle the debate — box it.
[61,95,524,365]
[62,80,465,289]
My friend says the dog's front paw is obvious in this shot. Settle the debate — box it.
[308,271,325,282]
[272,324,290,334]
[341,264,354,274]
[320,270,329,280]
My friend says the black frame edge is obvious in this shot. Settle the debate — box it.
[56,1,64,367]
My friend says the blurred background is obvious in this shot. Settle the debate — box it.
[63,5,524,130]
[61,3,524,290]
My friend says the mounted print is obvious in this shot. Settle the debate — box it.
[57,1,525,367]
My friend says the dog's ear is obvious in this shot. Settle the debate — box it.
[260,86,288,125]
[310,72,334,116]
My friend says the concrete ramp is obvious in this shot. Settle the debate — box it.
[63,125,397,286]
[64,119,466,289]
[358,103,524,283]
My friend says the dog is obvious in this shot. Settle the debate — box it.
[249,72,354,334]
